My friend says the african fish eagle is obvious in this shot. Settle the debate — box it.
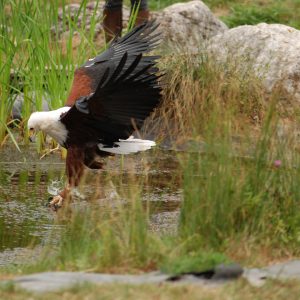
[27,21,163,209]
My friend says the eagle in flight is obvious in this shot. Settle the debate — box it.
[28,21,163,209]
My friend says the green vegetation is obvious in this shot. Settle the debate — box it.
[1,0,300,147]
[148,0,300,30]
[2,1,300,298]
[3,52,300,276]
[222,1,300,29]
[0,0,101,149]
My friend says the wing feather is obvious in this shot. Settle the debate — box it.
[65,21,161,106]
[60,31,163,147]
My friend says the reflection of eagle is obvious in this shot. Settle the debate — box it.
[28,22,163,209]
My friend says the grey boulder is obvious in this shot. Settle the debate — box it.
[12,92,50,120]
[208,23,300,102]
[154,0,228,52]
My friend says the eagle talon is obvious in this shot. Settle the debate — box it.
[45,196,53,207]
[48,195,64,210]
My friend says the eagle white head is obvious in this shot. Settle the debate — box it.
[27,107,70,146]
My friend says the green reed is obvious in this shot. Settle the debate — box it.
[0,0,100,149]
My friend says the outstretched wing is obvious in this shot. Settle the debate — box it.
[60,27,163,148]
[65,21,160,106]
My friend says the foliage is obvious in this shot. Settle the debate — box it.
[222,1,300,29]
[160,252,228,275]
[2,0,300,280]
[8,53,300,275]
[0,0,100,149]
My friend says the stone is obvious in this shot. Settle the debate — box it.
[11,92,50,120]
[12,271,169,293]
[153,0,228,52]
[55,1,130,37]
[265,260,300,279]
[54,1,227,53]
[208,23,300,102]
[212,263,243,280]
[242,268,268,287]
[9,260,300,292]
[244,260,300,287]
[10,263,242,293]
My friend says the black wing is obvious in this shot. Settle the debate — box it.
[60,25,163,147]
[65,21,161,106]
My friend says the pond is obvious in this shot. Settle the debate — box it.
[0,145,182,267]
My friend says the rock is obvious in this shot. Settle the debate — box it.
[242,268,268,287]
[208,23,300,102]
[54,1,130,37]
[244,260,300,287]
[12,271,169,293]
[154,0,228,52]
[167,263,243,282]
[265,260,300,280]
[10,263,242,293]
[11,92,50,120]
[54,1,227,53]
[212,263,243,280]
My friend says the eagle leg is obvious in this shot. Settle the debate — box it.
[48,146,85,210]
[84,146,104,170]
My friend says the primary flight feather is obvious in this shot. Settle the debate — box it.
[28,21,163,209]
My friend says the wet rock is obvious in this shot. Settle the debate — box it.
[212,263,243,280]
[153,0,228,52]
[167,263,243,282]
[11,92,50,120]
[209,23,300,102]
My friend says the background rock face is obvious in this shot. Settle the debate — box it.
[154,0,228,52]
[208,23,300,102]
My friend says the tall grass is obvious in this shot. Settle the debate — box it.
[0,0,100,149]
[144,53,270,144]
[207,0,300,29]
[2,0,300,275]
[8,53,300,275]
[222,1,300,29]
[162,53,300,258]
[180,116,300,250]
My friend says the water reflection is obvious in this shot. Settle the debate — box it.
[0,148,182,267]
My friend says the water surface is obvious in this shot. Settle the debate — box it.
[0,145,181,267]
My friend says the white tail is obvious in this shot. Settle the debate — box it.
[98,136,156,155]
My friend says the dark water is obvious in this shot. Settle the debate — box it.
[0,145,182,267]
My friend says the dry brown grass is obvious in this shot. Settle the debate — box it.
[143,52,299,147]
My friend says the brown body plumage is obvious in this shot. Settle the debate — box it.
[28,21,163,209]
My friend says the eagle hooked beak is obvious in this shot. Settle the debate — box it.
[29,128,36,143]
